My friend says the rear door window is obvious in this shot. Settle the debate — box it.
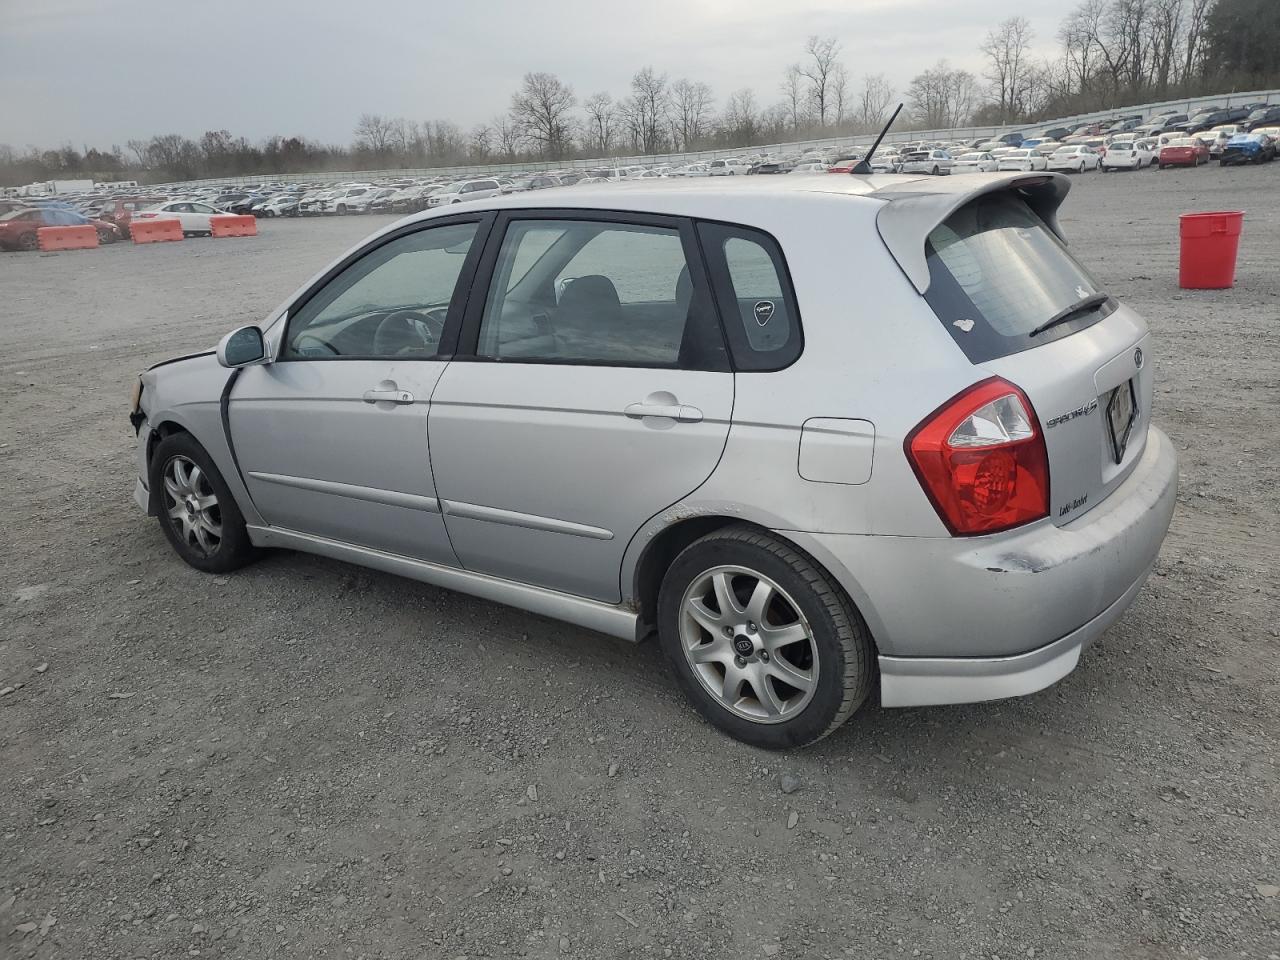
[475,217,727,369]
[923,192,1113,363]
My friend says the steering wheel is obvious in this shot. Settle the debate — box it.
[372,308,447,356]
[293,334,339,357]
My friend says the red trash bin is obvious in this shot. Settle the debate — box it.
[1179,211,1244,289]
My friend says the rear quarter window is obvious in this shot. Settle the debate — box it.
[697,222,802,371]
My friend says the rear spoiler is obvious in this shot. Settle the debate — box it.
[871,173,1071,294]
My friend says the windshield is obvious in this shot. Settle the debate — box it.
[923,192,1110,363]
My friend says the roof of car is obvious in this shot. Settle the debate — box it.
[397,171,1071,295]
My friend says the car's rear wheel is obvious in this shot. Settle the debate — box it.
[657,526,874,749]
[17,232,38,251]
[151,433,257,573]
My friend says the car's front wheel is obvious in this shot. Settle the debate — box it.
[150,432,257,573]
[657,526,874,749]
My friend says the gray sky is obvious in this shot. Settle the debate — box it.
[1,0,1068,148]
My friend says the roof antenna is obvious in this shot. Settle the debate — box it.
[851,103,904,174]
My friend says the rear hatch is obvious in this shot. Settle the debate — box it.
[914,187,1151,524]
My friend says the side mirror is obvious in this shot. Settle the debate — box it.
[217,325,268,368]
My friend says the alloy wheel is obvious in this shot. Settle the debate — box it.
[678,565,819,724]
[161,455,222,557]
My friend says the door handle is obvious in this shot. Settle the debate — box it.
[624,402,703,423]
[363,388,414,404]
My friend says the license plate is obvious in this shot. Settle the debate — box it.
[1106,380,1137,463]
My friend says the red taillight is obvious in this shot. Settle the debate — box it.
[905,377,1050,536]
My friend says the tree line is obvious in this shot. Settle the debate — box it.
[2,0,1275,187]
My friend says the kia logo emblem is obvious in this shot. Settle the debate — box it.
[1134,347,1144,369]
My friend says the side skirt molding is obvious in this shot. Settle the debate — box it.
[246,525,641,642]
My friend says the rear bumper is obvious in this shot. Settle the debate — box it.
[801,426,1178,704]
[878,561,1151,706]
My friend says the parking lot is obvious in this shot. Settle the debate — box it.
[2,165,1278,960]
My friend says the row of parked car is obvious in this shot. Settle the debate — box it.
[4,102,1274,251]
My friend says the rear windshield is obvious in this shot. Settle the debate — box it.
[923,193,1113,363]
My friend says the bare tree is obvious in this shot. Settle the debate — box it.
[908,60,976,129]
[354,113,397,155]
[981,16,1035,121]
[582,92,617,154]
[831,64,850,126]
[670,79,714,149]
[1182,0,1213,84]
[493,116,522,160]
[509,72,575,159]
[781,65,807,130]
[721,88,760,143]
[797,35,842,126]
[469,124,493,161]
[856,73,895,129]
[126,139,150,168]
[622,67,671,154]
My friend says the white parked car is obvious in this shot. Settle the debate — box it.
[1031,140,1062,157]
[788,161,830,173]
[951,152,998,174]
[1204,126,1243,156]
[671,163,711,178]
[135,200,230,236]
[899,150,953,175]
[707,158,749,176]
[1047,145,1102,173]
[427,179,503,206]
[1101,140,1155,171]
[995,149,1047,172]
[321,186,378,215]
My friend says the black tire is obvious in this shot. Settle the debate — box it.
[657,526,875,749]
[337,204,347,215]
[931,165,939,176]
[17,232,37,251]
[150,432,257,574]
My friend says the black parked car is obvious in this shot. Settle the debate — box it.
[1245,105,1280,130]
[228,195,266,216]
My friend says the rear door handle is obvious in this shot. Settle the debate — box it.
[363,388,414,404]
[624,402,703,423]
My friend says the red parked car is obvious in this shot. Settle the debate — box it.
[0,208,120,251]
[1158,137,1211,168]
[94,197,166,235]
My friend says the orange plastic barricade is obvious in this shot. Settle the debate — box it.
[210,214,257,238]
[130,218,184,244]
[36,225,99,251]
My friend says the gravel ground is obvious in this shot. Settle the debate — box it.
[2,167,1278,960]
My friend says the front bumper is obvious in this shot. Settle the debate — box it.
[803,426,1178,706]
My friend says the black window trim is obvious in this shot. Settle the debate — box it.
[694,217,805,373]
[452,207,732,372]
[275,211,494,363]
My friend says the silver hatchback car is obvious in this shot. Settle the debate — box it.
[130,174,1177,748]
